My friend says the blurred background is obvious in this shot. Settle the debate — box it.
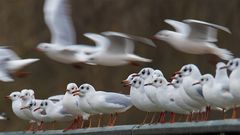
[0,0,239,131]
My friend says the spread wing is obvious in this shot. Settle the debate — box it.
[44,0,76,45]
[0,58,13,82]
[183,19,231,42]
[0,48,20,60]
[102,31,155,54]
[165,19,190,35]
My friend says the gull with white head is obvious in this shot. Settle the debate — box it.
[76,83,132,127]
[155,19,233,60]
[37,0,103,67]
[79,31,156,66]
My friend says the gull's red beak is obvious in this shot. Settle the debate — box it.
[192,81,201,86]
[34,107,41,112]
[20,106,30,110]
[4,96,10,100]
[175,71,182,75]
[220,65,229,69]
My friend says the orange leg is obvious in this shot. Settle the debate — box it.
[158,112,165,123]
[108,114,113,126]
[97,115,103,127]
[150,112,156,124]
[63,118,78,132]
[231,106,237,119]
[142,112,149,124]
[26,122,35,132]
[88,116,92,128]
[110,113,118,126]
[169,112,175,123]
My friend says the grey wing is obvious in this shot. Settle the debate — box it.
[184,19,231,42]
[44,0,76,45]
[0,58,13,82]
[48,95,64,103]
[102,31,155,54]
[59,107,72,116]
[164,19,190,35]
[0,70,13,82]
[105,93,132,107]
[0,48,20,60]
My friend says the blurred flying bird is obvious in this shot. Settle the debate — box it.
[0,47,39,82]
[79,31,156,66]
[37,0,103,67]
[155,19,233,60]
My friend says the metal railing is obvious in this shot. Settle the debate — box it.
[1,119,240,135]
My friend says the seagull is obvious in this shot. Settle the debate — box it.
[25,99,51,131]
[155,19,233,60]
[77,84,101,127]
[62,83,90,131]
[77,83,132,127]
[144,76,189,123]
[169,79,197,113]
[222,58,240,118]
[126,76,164,124]
[5,91,28,121]
[20,89,38,131]
[0,47,39,82]
[37,0,102,66]
[79,31,156,66]
[171,73,205,110]
[193,74,234,119]
[176,64,208,120]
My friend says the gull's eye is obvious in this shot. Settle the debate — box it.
[40,103,43,106]
[139,81,141,85]
[133,80,137,84]
[183,68,187,72]
[34,103,36,106]
[81,86,84,89]
[86,87,89,90]
[206,78,209,81]
[142,70,145,75]
[13,95,16,97]
[176,81,179,83]
[29,103,33,106]
[201,78,204,82]
[236,62,239,67]
[160,80,162,83]
[25,93,28,96]
[179,74,182,78]
[189,68,192,72]
[147,71,150,75]
[230,62,233,66]
[71,87,74,90]
[154,80,157,83]
[45,102,48,106]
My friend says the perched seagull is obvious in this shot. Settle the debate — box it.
[39,99,73,122]
[37,0,102,66]
[126,76,164,124]
[5,91,28,121]
[155,19,233,60]
[0,47,39,82]
[144,76,189,123]
[77,84,101,127]
[79,31,156,66]
[20,89,38,131]
[223,58,240,118]
[0,112,8,120]
[169,79,197,113]
[177,64,206,105]
[170,74,202,110]
[77,83,132,126]
[26,99,51,131]
[62,83,90,131]
[193,74,234,119]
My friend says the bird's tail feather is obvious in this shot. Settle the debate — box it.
[212,47,233,61]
